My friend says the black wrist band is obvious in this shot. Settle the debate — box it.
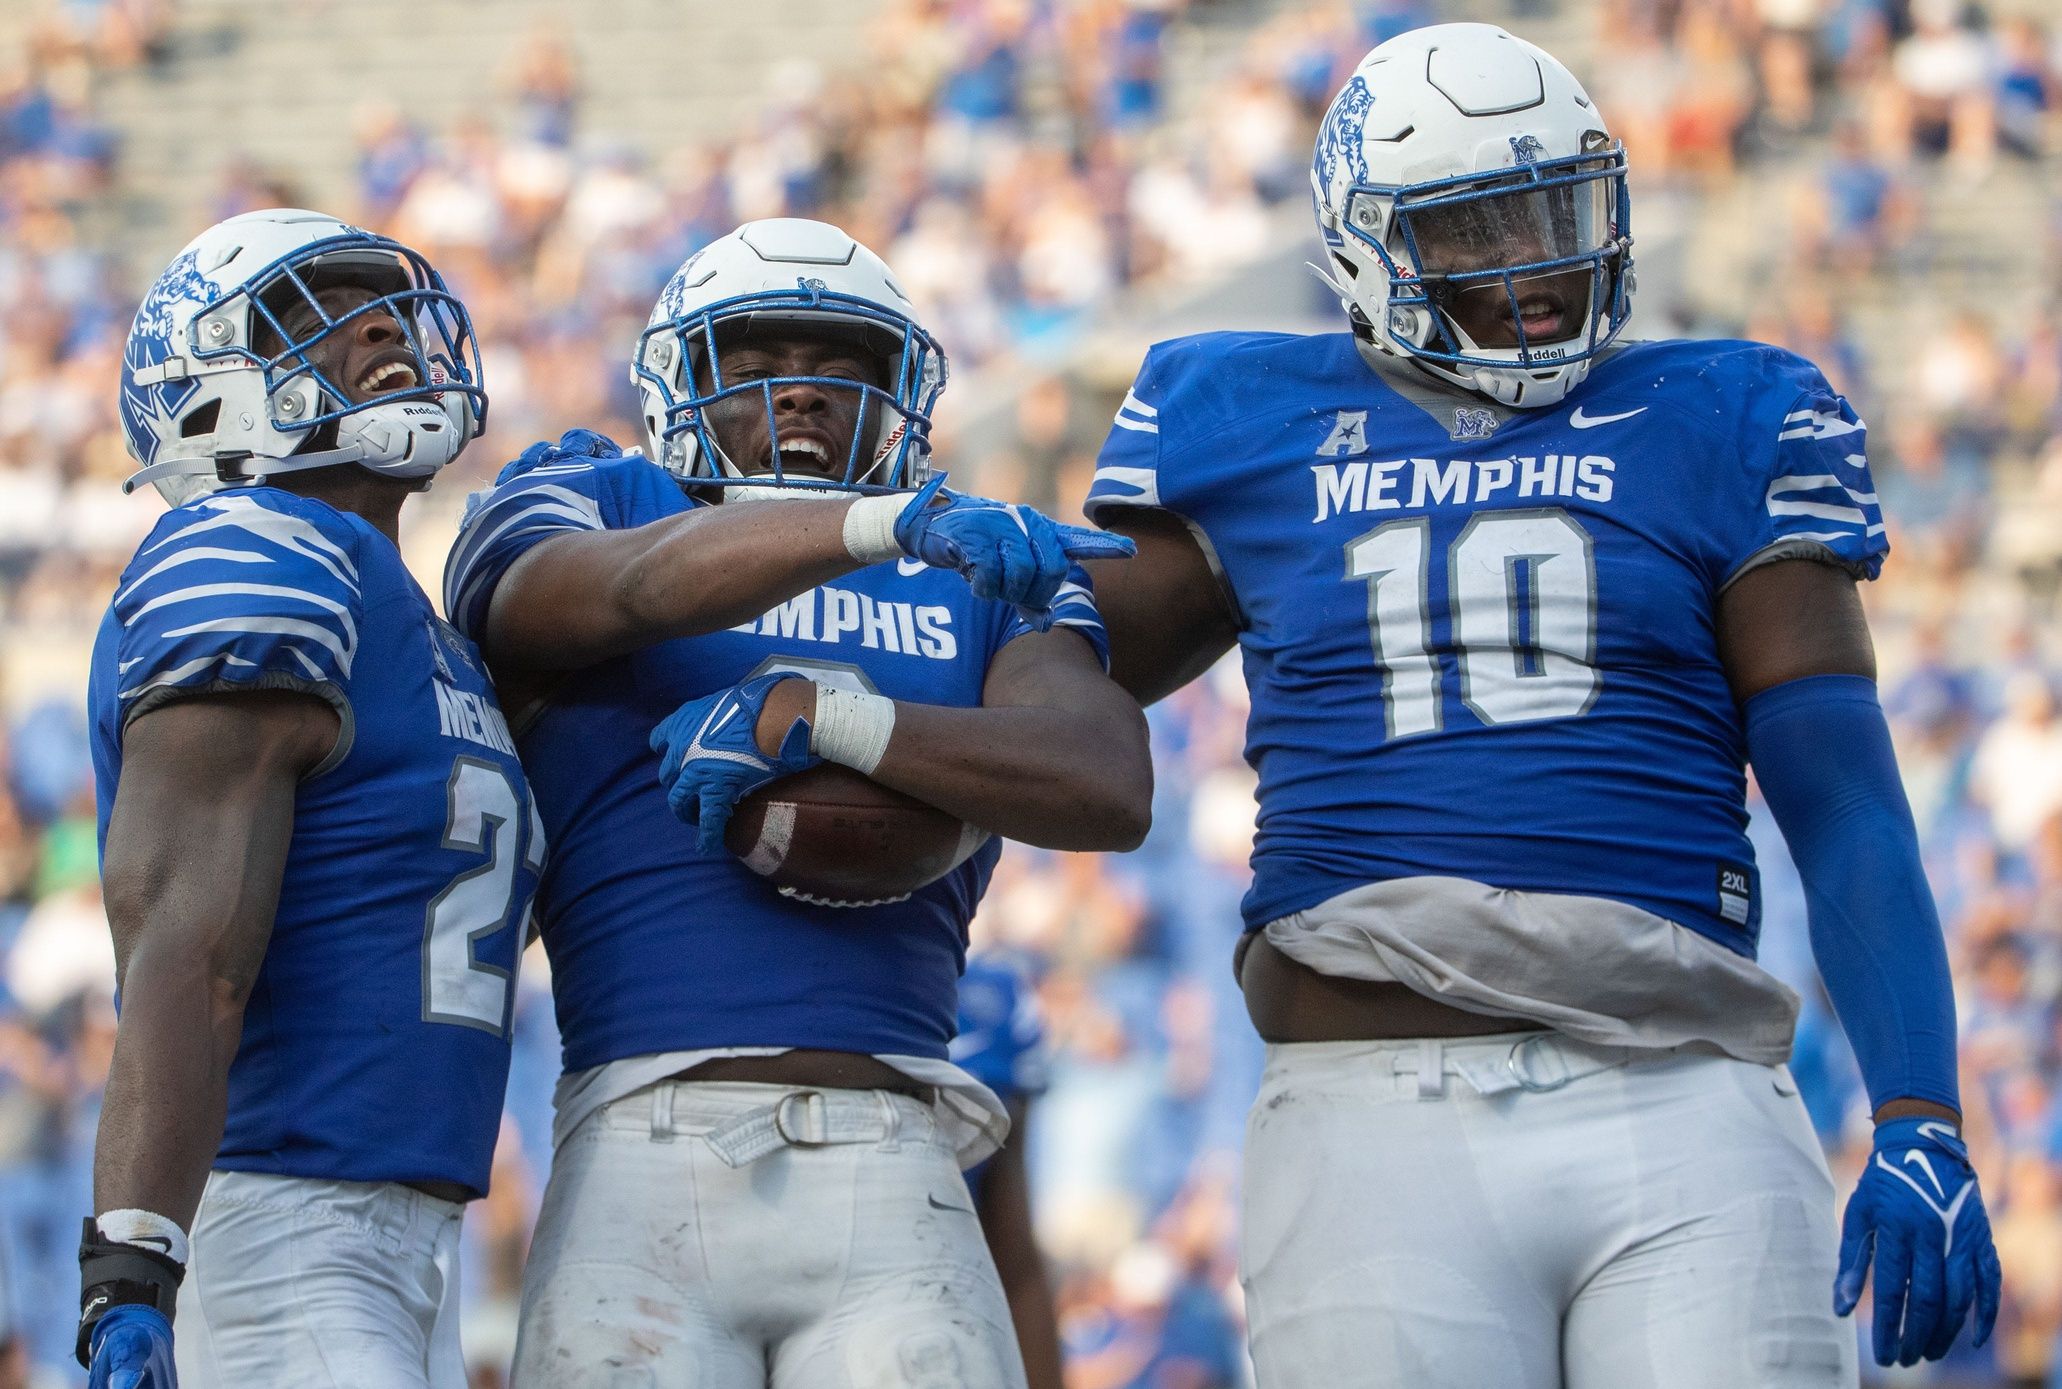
[76,1218,184,1368]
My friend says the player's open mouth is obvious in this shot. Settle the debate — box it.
[1511,296,1567,340]
[356,359,419,395]
[769,436,837,472]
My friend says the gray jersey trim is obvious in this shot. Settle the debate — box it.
[1719,537,1874,593]
[124,675,355,778]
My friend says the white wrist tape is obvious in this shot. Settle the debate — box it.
[809,685,896,776]
[842,494,906,565]
[98,1208,189,1267]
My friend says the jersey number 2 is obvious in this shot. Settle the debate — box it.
[1345,508,1600,740]
[422,758,543,1034]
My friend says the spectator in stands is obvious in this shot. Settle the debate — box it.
[1884,0,1998,170]
[1995,16,2059,161]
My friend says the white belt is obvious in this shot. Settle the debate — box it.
[638,1084,910,1167]
[1389,1032,1673,1099]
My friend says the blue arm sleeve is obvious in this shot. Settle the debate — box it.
[1745,673,1958,1114]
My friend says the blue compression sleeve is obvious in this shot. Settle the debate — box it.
[1745,673,1959,1114]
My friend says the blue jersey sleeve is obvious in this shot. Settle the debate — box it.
[1723,352,1887,587]
[110,491,364,756]
[1085,345,1175,523]
[443,451,687,641]
[996,562,1111,669]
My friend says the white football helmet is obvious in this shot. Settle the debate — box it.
[1310,24,1634,408]
[633,218,947,500]
[118,208,486,505]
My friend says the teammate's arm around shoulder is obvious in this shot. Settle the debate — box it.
[462,433,885,672]
[1717,561,2001,1367]
[456,433,1130,674]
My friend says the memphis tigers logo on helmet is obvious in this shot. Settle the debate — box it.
[1313,75,1374,245]
[120,250,219,467]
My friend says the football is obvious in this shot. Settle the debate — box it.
[725,763,990,907]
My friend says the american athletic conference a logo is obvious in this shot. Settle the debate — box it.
[1317,410,1370,458]
[119,250,219,465]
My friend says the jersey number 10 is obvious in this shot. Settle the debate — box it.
[1346,508,1601,739]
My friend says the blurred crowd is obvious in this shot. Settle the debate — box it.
[0,0,2059,1385]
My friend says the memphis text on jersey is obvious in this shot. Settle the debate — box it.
[728,584,961,660]
[1312,452,1617,523]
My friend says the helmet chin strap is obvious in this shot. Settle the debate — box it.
[123,401,464,495]
[725,477,852,505]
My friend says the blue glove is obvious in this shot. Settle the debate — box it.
[513,427,625,470]
[650,673,820,854]
[1834,1117,2002,1367]
[87,1305,177,1389]
[892,475,1135,628]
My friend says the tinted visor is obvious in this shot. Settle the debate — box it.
[1394,159,1625,354]
[1400,164,1618,279]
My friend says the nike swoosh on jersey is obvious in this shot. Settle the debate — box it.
[926,1193,974,1214]
[1569,406,1649,428]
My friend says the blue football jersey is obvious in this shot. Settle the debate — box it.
[88,488,542,1197]
[952,953,1046,1199]
[444,452,1109,1072]
[1088,334,1885,956]
[951,954,1047,1104]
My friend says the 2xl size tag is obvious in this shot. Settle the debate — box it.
[1717,861,1756,928]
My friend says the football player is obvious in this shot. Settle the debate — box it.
[80,209,541,1389]
[1081,25,2000,1388]
[953,953,1062,1389]
[441,217,1149,1388]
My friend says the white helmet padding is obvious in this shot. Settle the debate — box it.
[118,208,486,505]
[632,218,948,496]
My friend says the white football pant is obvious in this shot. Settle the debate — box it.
[174,1170,467,1388]
[1242,1033,1858,1389]
[513,1080,1027,1389]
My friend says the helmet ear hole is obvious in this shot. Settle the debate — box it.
[179,400,221,438]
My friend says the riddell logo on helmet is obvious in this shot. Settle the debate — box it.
[873,417,908,466]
